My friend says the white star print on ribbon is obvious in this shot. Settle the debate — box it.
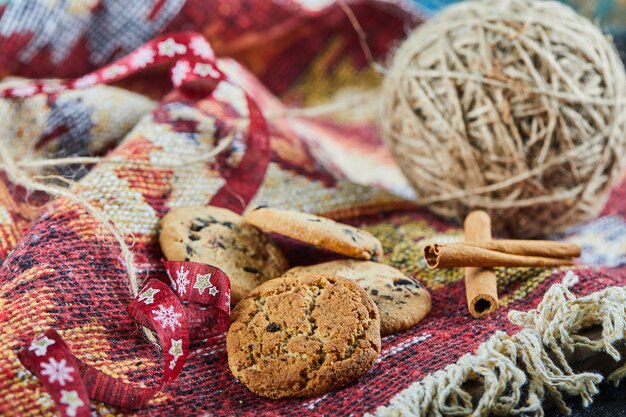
[138,287,160,305]
[28,336,55,357]
[193,273,219,296]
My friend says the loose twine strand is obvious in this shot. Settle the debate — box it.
[0,125,239,344]
[0,0,374,346]
[5,0,626,348]
[5,0,626,299]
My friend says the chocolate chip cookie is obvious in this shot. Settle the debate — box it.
[243,207,383,261]
[226,273,381,399]
[286,260,431,335]
[159,206,289,304]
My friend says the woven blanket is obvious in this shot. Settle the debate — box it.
[0,2,625,417]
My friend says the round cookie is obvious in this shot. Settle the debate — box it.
[159,206,289,304]
[227,273,381,399]
[286,260,431,336]
[243,207,383,261]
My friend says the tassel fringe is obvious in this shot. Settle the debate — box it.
[372,272,626,416]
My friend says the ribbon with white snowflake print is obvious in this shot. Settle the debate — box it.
[19,331,90,417]
[163,260,231,341]
[0,31,270,214]
[19,261,231,415]
[10,32,249,415]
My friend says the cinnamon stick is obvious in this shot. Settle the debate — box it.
[424,244,575,268]
[464,211,498,318]
[456,240,580,258]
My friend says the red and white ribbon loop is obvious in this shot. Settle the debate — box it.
[164,260,231,341]
[20,261,231,415]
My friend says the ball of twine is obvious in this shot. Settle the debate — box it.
[380,0,626,237]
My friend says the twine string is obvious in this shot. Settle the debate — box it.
[378,0,626,236]
[0,33,263,344]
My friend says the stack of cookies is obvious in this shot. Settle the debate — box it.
[159,205,431,399]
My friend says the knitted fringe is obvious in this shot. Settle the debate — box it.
[372,272,626,417]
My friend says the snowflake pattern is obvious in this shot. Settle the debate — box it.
[166,268,176,290]
[152,305,182,332]
[171,60,190,87]
[42,83,65,94]
[60,389,84,417]
[175,265,191,296]
[40,357,74,386]
[102,64,127,80]
[193,63,220,79]
[11,84,38,97]
[158,38,187,57]
[130,46,156,69]
[29,335,55,356]
[73,74,98,89]
[190,36,214,60]
[138,287,160,304]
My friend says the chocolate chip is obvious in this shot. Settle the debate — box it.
[190,218,210,232]
[248,344,253,351]
[186,245,194,256]
[253,205,268,211]
[244,266,261,274]
[307,218,322,222]
[216,241,226,249]
[266,322,280,332]
[381,295,394,301]
[222,221,237,230]
[370,289,379,296]
[189,233,200,241]
[394,279,415,286]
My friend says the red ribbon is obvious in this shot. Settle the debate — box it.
[19,261,231,416]
[9,32,271,415]
[0,32,270,214]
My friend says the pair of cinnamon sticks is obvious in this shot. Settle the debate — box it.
[424,211,580,318]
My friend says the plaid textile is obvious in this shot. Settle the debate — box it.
[0,1,625,416]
